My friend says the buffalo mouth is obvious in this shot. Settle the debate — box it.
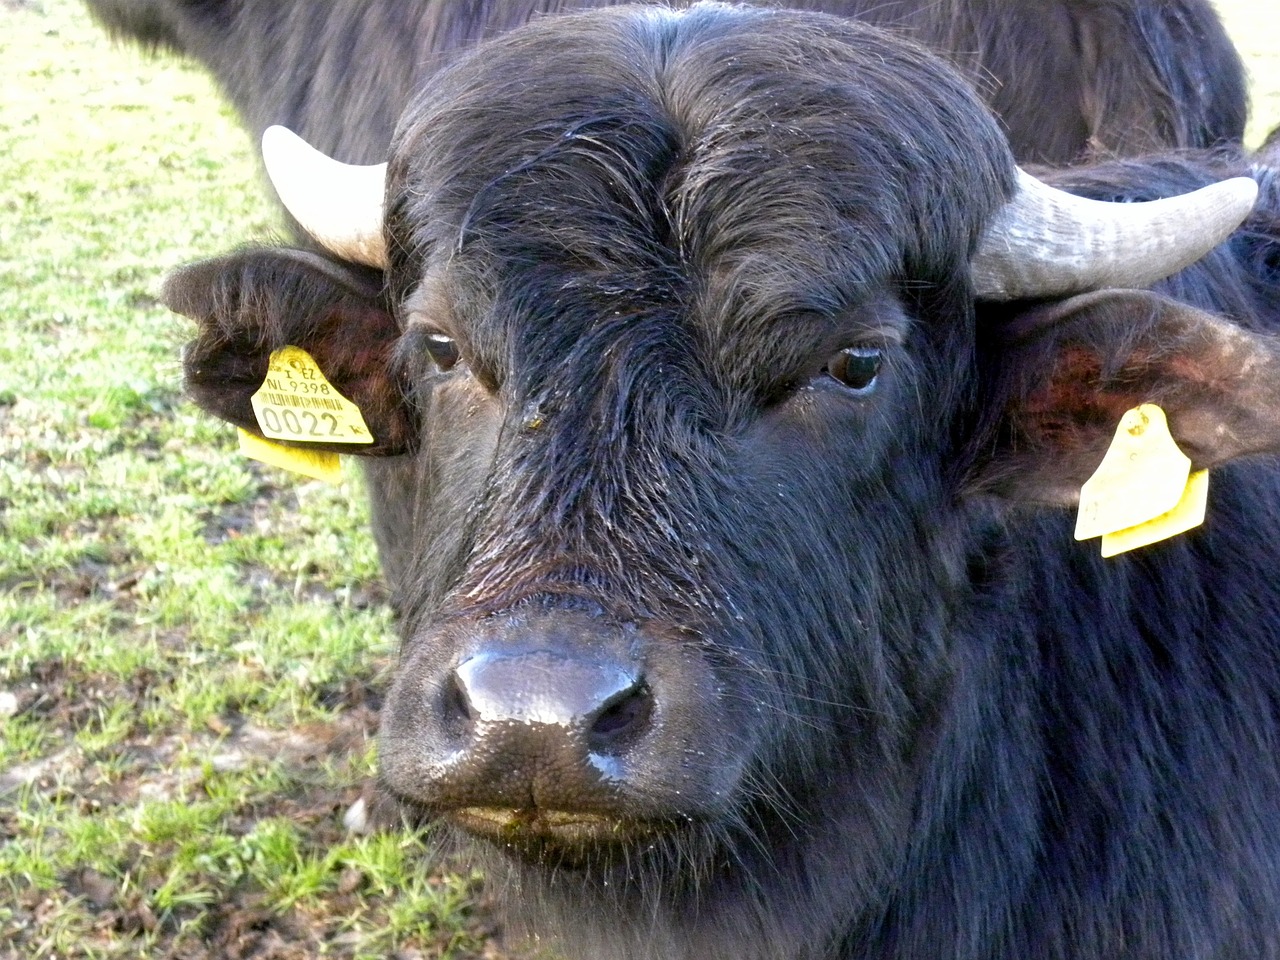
[450,806,657,842]
[446,807,670,863]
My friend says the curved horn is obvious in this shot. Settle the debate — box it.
[973,169,1258,300]
[261,125,388,269]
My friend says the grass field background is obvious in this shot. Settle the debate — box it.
[1,1,1277,958]
[0,2,498,957]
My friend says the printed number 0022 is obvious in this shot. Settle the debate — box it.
[259,407,342,438]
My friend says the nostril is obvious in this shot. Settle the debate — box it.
[443,670,477,737]
[588,681,653,754]
[451,650,651,753]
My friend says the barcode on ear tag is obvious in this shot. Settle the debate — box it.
[250,346,373,445]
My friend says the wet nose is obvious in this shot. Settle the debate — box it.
[450,650,653,753]
[380,608,738,828]
[422,642,656,810]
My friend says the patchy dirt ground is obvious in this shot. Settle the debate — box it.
[0,652,543,960]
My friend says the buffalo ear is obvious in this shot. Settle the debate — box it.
[971,289,1280,505]
[164,248,414,456]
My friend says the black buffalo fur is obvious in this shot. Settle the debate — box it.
[84,0,1246,167]
[151,5,1280,959]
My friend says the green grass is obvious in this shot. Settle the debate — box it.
[0,2,492,958]
[2,0,1279,958]
[1215,0,1280,146]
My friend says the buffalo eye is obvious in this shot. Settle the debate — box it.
[424,331,461,371]
[824,347,882,394]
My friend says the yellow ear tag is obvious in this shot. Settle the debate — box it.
[1075,404,1191,540]
[249,346,374,446]
[1100,469,1208,557]
[238,429,342,484]
[1075,403,1208,556]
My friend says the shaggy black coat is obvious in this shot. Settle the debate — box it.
[84,0,1246,163]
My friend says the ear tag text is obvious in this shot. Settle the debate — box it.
[1074,403,1208,556]
[250,345,373,445]
[238,429,342,484]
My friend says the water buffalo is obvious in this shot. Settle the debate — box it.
[152,3,1280,957]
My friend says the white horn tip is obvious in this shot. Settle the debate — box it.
[1213,175,1260,219]
[261,125,389,269]
[262,124,302,162]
